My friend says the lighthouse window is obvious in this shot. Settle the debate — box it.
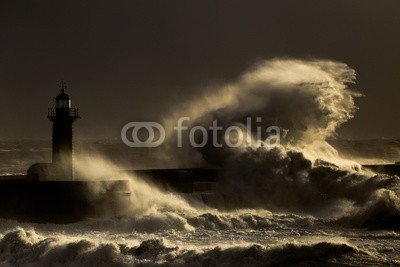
[56,100,71,108]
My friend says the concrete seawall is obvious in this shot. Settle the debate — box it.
[0,176,130,223]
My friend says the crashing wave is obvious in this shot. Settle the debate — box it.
[0,229,391,266]
[153,59,400,230]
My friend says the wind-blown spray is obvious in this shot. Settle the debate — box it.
[160,59,400,228]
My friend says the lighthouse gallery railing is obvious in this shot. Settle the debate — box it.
[48,108,79,117]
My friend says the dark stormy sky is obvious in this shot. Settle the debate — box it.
[0,0,399,139]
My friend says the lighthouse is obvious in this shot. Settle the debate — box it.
[47,82,79,180]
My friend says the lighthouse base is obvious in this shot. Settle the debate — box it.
[0,177,131,224]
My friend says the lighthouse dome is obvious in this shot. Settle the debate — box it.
[55,90,70,100]
[55,88,71,108]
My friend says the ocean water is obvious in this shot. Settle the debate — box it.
[0,139,399,266]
